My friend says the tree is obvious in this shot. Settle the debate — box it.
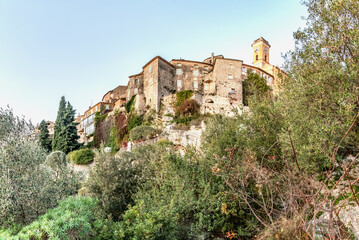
[0,107,80,226]
[279,0,359,170]
[242,71,271,106]
[52,96,80,153]
[38,120,52,152]
[85,149,141,221]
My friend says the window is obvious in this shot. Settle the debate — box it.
[242,67,246,74]
[268,77,272,84]
[204,83,209,91]
[149,78,152,84]
[228,74,233,79]
[194,64,198,68]
[231,88,235,94]
[229,64,233,69]
[265,55,267,61]
[176,69,183,75]
[177,63,182,67]
[256,55,258,61]
[204,66,208,70]
[110,93,114,98]
[194,81,198,89]
[177,80,182,87]
[105,105,110,110]
[134,88,138,94]
[193,70,199,76]
[134,79,138,85]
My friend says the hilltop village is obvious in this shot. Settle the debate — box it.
[75,37,285,144]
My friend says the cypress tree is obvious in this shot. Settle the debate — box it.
[38,120,52,152]
[52,96,80,153]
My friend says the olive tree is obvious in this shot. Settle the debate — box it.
[0,107,80,226]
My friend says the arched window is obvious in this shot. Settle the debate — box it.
[256,55,258,61]
[265,55,267,61]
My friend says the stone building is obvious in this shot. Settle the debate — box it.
[121,37,281,116]
[76,37,284,141]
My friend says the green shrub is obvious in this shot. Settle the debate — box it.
[176,90,193,106]
[70,149,95,165]
[128,114,143,130]
[242,72,271,106]
[125,95,136,113]
[94,112,108,126]
[177,99,200,116]
[0,196,120,240]
[129,125,158,141]
[85,148,143,220]
[0,107,80,227]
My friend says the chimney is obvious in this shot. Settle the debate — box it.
[211,53,214,64]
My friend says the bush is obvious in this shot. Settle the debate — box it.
[70,149,95,165]
[84,148,143,220]
[128,114,143,130]
[0,107,80,227]
[177,99,200,116]
[176,90,193,106]
[129,125,158,141]
[0,196,120,240]
[125,95,136,113]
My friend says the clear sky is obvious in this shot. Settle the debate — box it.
[0,0,307,125]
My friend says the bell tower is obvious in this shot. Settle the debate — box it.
[251,37,271,68]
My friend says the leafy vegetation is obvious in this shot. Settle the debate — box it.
[69,149,95,165]
[128,114,143,130]
[0,108,80,227]
[125,95,136,113]
[176,90,193,106]
[242,71,271,106]
[38,120,52,152]
[129,125,158,141]
[84,149,143,221]
[0,197,119,240]
[52,96,80,153]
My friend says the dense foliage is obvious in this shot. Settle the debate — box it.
[0,108,80,227]
[84,149,144,221]
[279,0,359,170]
[176,90,193,106]
[242,71,271,106]
[127,114,143,131]
[125,95,136,113]
[38,120,52,152]
[0,197,119,240]
[177,99,200,117]
[69,149,95,165]
[129,125,158,141]
[52,96,80,153]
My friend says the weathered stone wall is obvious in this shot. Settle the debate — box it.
[170,60,213,93]
[158,59,175,110]
[213,58,243,104]
[143,59,159,110]
[162,121,205,150]
[201,95,245,117]
[127,74,144,100]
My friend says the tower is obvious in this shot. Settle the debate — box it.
[251,37,271,68]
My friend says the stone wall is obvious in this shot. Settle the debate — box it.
[213,58,243,104]
[127,74,144,100]
[170,60,213,93]
[158,59,175,110]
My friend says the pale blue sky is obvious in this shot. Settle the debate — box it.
[0,0,307,124]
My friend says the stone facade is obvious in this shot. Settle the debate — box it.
[77,37,284,134]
